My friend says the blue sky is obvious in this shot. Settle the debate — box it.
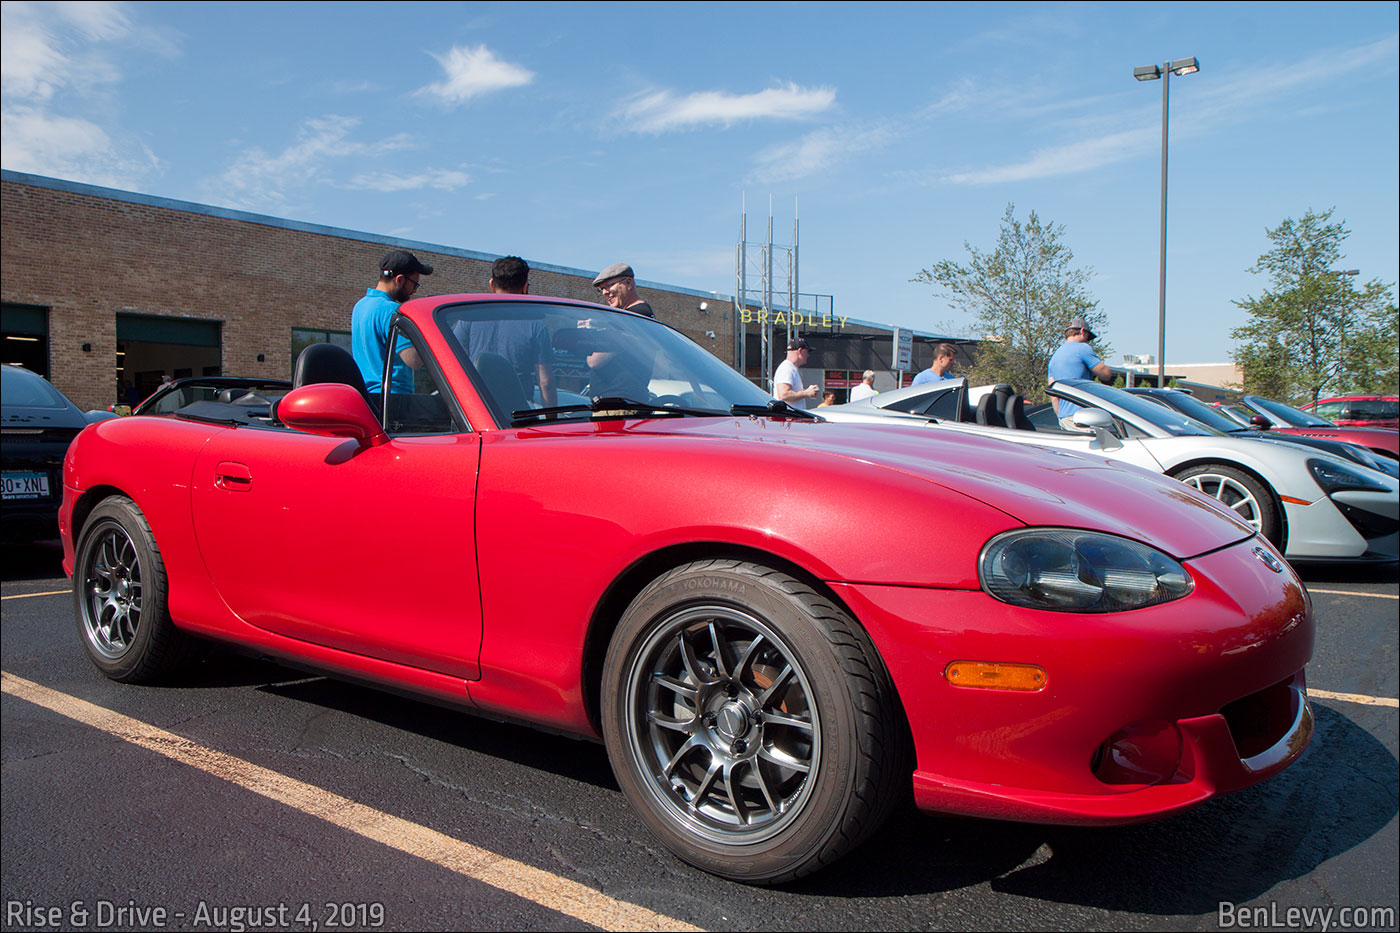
[2,1,1396,365]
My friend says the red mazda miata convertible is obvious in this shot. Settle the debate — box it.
[61,294,1315,883]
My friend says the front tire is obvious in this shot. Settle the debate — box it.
[601,560,905,883]
[1176,463,1282,548]
[74,496,194,683]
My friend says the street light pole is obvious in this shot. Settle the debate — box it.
[1134,57,1200,387]
[1325,269,1360,397]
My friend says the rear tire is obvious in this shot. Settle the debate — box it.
[1176,463,1282,549]
[74,496,196,683]
[601,559,906,884]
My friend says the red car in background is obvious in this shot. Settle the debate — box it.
[1224,395,1400,462]
[60,294,1315,884]
[1299,395,1399,428]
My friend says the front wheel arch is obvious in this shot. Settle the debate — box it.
[580,542,893,736]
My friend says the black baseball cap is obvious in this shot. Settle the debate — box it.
[787,337,810,350]
[381,250,433,278]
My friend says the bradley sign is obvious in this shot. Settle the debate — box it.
[739,308,851,329]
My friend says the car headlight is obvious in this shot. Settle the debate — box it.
[980,529,1194,612]
[1307,457,1393,493]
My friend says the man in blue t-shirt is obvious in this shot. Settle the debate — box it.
[351,250,433,393]
[912,342,958,385]
[1047,315,1111,431]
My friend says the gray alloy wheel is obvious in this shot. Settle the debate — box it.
[74,496,193,683]
[81,517,145,660]
[602,560,905,884]
[623,603,822,845]
[1177,463,1282,548]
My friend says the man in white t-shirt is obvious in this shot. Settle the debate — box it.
[773,337,819,408]
[849,370,877,401]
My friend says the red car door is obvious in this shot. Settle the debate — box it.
[190,428,483,679]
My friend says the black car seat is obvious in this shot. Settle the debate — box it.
[473,351,528,422]
[976,393,1006,427]
[1004,394,1035,431]
[992,384,1014,417]
[291,343,374,410]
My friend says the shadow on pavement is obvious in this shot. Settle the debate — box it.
[0,540,65,583]
[1295,561,1399,586]
[801,705,1395,908]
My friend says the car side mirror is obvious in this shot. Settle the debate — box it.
[1072,408,1123,451]
[1249,414,1273,429]
[278,384,388,447]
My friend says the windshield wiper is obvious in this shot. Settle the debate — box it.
[511,396,723,426]
[730,399,818,419]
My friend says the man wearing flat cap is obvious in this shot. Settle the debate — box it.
[773,336,820,408]
[592,263,655,318]
[352,249,432,394]
[1047,314,1111,431]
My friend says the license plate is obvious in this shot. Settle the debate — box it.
[1,472,50,500]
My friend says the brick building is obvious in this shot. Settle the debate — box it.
[2,170,965,411]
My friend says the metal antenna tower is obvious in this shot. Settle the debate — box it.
[734,196,798,391]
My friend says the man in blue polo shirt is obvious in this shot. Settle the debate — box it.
[1047,315,1111,431]
[352,250,433,393]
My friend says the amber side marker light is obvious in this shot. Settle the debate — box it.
[945,661,1047,691]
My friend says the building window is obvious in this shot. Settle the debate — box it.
[291,328,351,377]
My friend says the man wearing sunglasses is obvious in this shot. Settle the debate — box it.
[352,249,433,393]
[591,263,655,318]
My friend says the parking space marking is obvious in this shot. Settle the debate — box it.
[1306,588,1398,600]
[1,589,71,600]
[1309,688,1399,708]
[1,672,704,933]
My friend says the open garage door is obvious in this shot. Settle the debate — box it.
[117,313,222,406]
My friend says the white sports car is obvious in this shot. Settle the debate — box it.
[819,378,1398,564]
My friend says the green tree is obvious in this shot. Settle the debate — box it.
[912,204,1106,402]
[1232,208,1399,404]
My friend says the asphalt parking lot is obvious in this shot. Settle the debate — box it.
[2,540,1396,932]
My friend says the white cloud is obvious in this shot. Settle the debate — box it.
[749,122,899,183]
[620,82,836,133]
[0,1,161,188]
[1,1,130,101]
[945,126,1157,185]
[212,115,417,209]
[0,105,157,186]
[210,117,473,209]
[417,44,534,105]
[345,169,471,192]
[941,34,1400,186]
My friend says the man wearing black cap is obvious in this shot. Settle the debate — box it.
[773,337,820,408]
[1047,314,1111,430]
[592,263,655,317]
[351,250,433,394]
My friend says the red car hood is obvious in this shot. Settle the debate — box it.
[623,416,1256,559]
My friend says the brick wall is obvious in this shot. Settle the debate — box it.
[1,176,731,410]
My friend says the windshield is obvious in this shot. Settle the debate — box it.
[1245,395,1334,427]
[436,301,776,422]
[1068,381,1224,437]
[1138,391,1251,433]
[1,366,73,410]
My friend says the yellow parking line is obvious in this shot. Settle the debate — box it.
[1,672,703,933]
[1309,688,1399,708]
[1307,588,1398,599]
[1,589,71,600]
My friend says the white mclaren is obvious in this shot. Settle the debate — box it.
[818,378,1399,564]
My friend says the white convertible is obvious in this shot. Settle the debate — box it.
[819,378,1399,564]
